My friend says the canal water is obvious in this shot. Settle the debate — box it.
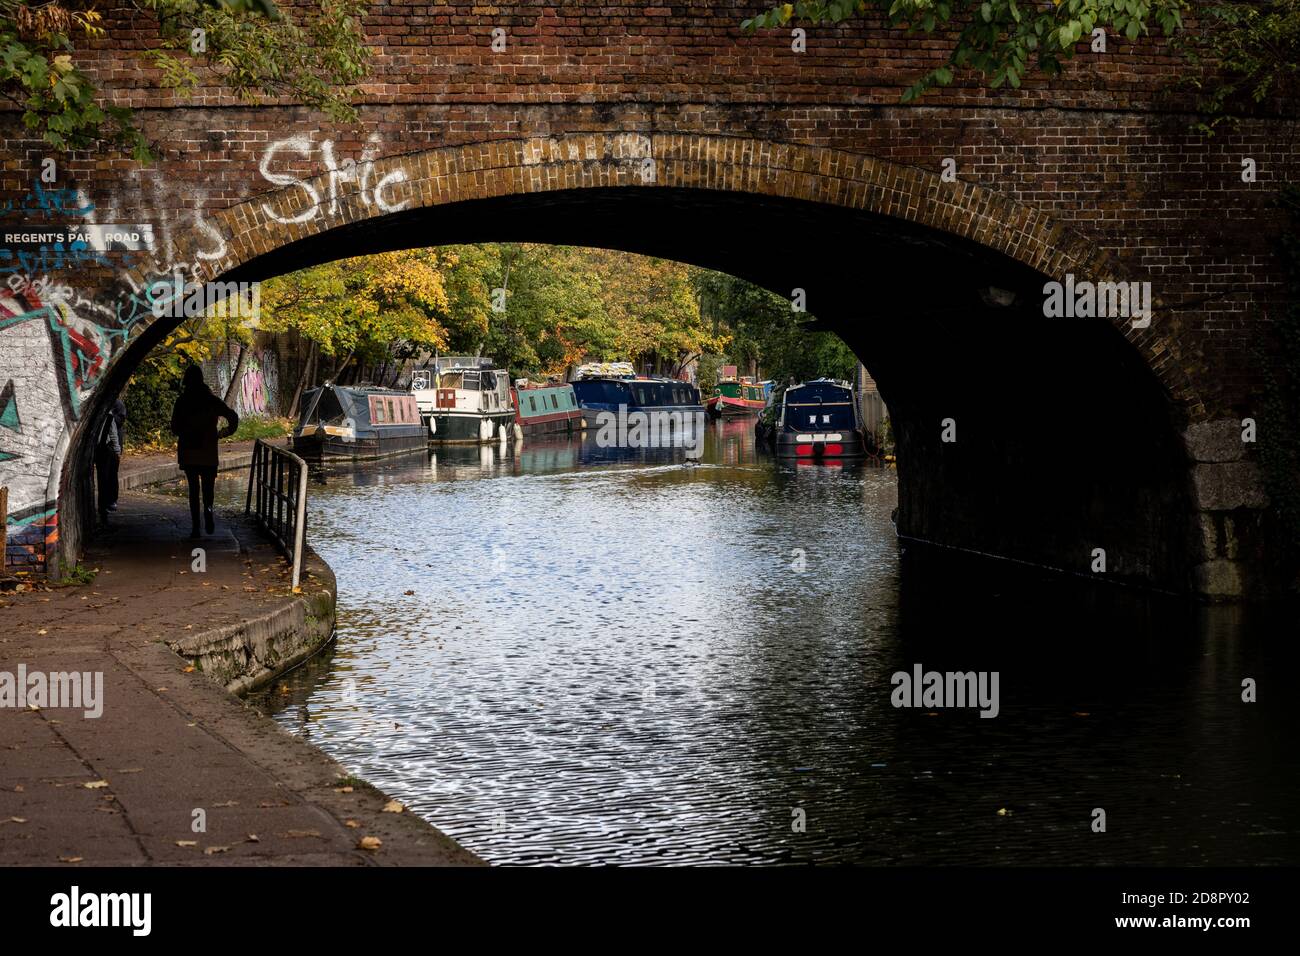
[214,420,1297,865]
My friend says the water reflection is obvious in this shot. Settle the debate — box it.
[236,420,1300,865]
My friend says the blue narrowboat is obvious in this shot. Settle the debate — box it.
[570,362,704,429]
[757,378,868,459]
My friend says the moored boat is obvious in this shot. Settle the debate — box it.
[760,378,867,459]
[292,383,426,460]
[570,362,704,429]
[410,357,515,444]
[512,380,583,434]
[705,366,767,418]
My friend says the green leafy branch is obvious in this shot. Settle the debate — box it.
[0,1,371,162]
[1174,1,1300,134]
[742,0,1188,99]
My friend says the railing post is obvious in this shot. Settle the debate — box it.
[291,457,307,590]
[245,440,260,515]
[243,438,309,590]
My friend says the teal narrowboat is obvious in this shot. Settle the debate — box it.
[512,382,583,434]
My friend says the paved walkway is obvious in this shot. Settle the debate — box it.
[0,464,479,866]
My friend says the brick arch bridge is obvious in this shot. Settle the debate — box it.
[0,3,1293,599]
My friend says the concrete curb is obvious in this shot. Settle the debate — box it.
[168,542,337,697]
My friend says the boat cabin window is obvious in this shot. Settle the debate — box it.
[374,399,386,423]
[480,371,496,391]
[529,395,537,411]
[441,370,479,391]
[551,394,559,409]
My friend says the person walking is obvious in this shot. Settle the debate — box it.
[170,366,239,539]
[95,397,126,525]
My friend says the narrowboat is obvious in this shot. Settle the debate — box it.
[570,362,704,429]
[410,357,515,444]
[292,383,427,460]
[705,366,768,418]
[759,378,868,459]
[512,380,583,434]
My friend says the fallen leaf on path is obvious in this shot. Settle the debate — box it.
[175,840,198,847]
[13,784,23,793]
[37,628,46,635]
[246,834,259,843]
[344,819,360,828]
[203,845,230,855]
[213,800,238,808]
[382,800,404,813]
[83,780,109,789]
[8,817,27,824]
[357,836,382,851]
[334,786,354,793]
[284,830,321,839]
[58,856,83,863]
[183,665,196,673]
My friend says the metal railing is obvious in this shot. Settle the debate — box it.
[244,439,308,589]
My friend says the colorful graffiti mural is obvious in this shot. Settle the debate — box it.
[0,174,226,570]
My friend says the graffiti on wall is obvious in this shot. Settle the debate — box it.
[1,135,401,567]
[259,134,410,225]
[0,169,231,567]
[240,357,267,415]
[209,346,280,418]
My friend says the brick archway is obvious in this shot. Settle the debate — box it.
[116,132,1201,416]
[38,132,1223,594]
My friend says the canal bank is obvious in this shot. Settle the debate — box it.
[0,455,479,865]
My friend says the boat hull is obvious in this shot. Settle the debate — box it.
[292,425,427,461]
[428,409,516,444]
[705,395,763,418]
[773,428,868,459]
[519,409,583,434]
[578,403,705,430]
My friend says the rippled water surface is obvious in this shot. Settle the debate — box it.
[227,421,1299,865]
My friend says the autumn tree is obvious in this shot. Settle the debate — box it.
[693,269,857,389]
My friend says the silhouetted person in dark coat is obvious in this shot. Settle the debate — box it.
[170,366,239,538]
[95,397,126,524]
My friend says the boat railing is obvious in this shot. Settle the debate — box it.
[244,439,309,590]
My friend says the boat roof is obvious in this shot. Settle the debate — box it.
[430,356,500,371]
[315,382,408,396]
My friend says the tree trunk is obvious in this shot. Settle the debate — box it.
[288,341,318,420]
[223,343,251,408]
